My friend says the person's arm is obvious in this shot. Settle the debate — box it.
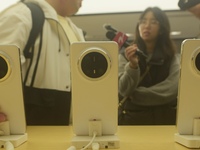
[118,53,140,97]
[0,3,32,64]
[130,53,180,106]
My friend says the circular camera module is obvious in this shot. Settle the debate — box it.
[192,47,200,74]
[0,52,11,82]
[78,47,111,80]
[195,53,200,71]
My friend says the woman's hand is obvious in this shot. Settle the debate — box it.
[125,44,139,69]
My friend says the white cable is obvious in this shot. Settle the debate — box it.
[4,141,14,150]
[67,145,76,150]
[81,131,97,150]
[92,142,100,150]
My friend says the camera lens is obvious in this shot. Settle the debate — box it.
[81,52,108,78]
[78,47,111,80]
[0,53,10,82]
[195,53,200,72]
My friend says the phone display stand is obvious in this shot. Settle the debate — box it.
[0,121,27,147]
[175,39,200,148]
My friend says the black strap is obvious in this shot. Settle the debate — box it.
[23,2,45,86]
[23,2,45,58]
[30,30,43,86]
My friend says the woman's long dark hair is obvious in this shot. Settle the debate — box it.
[135,7,177,61]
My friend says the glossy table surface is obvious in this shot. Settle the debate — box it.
[2,125,197,150]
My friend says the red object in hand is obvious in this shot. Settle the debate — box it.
[112,32,128,49]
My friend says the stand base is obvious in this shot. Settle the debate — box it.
[174,133,200,148]
[72,135,120,149]
[0,133,28,147]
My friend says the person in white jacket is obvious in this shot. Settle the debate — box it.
[0,0,85,125]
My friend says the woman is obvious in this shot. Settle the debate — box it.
[118,7,180,125]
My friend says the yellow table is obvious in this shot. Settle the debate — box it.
[4,126,196,150]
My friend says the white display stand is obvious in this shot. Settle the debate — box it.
[70,42,120,149]
[72,135,120,149]
[174,39,200,149]
[0,121,27,148]
[0,133,27,148]
[0,45,28,148]
[174,133,200,148]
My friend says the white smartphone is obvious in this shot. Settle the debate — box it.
[70,41,118,136]
[0,45,26,135]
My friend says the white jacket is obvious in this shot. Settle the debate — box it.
[0,0,85,92]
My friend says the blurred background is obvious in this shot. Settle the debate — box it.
[1,0,199,51]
